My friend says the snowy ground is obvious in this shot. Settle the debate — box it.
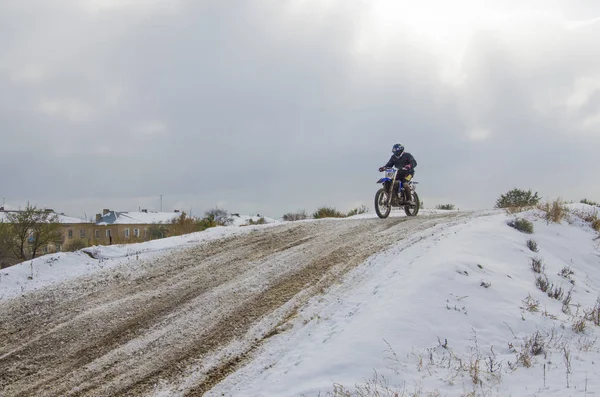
[210,205,600,397]
[1,206,599,397]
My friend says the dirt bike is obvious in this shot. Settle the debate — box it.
[374,167,420,218]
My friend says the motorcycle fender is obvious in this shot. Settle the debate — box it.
[376,178,392,184]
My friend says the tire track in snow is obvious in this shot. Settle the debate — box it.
[0,212,471,396]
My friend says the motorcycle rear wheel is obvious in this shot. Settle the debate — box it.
[375,188,392,219]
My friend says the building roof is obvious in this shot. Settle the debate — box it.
[0,211,89,224]
[96,211,181,226]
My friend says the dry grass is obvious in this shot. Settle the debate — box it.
[346,205,369,217]
[537,199,568,223]
[521,295,540,312]
[329,371,439,397]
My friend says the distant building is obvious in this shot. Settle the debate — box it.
[92,209,182,243]
[1,207,182,253]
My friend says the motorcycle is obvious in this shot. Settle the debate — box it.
[374,167,420,218]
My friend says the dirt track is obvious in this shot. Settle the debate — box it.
[0,213,468,396]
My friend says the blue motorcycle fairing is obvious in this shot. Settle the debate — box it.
[376,178,393,184]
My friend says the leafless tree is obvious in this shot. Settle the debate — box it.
[204,207,232,226]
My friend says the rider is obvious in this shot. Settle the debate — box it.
[378,143,417,204]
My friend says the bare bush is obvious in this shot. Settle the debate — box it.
[204,207,233,226]
[283,210,308,221]
[435,204,456,210]
[312,206,346,219]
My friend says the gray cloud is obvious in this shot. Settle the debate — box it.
[1,0,600,218]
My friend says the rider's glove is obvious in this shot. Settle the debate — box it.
[378,167,385,172]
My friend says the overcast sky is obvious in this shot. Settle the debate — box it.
[1,0,599,219]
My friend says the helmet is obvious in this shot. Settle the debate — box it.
[392,143,404,157]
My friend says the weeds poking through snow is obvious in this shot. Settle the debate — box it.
[531,257,544,273]
[562,289,573,314]
[480,281,491,288]
[514,331,547,367]
[521,295,540,312]
[547,285,565,300]
[584,297,600,326]
[572,317,587,334]
[526,239,539,252]
[577,336,597,352]
[542,308,558,320]
[563,346,572,388]
[535,274,550,292]
[507,218,534,234]
[558,266,575,280]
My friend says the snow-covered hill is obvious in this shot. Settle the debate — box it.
[209,205,600,397]
[1,206,599,397]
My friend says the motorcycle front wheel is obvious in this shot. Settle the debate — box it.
[375,188,392,219]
